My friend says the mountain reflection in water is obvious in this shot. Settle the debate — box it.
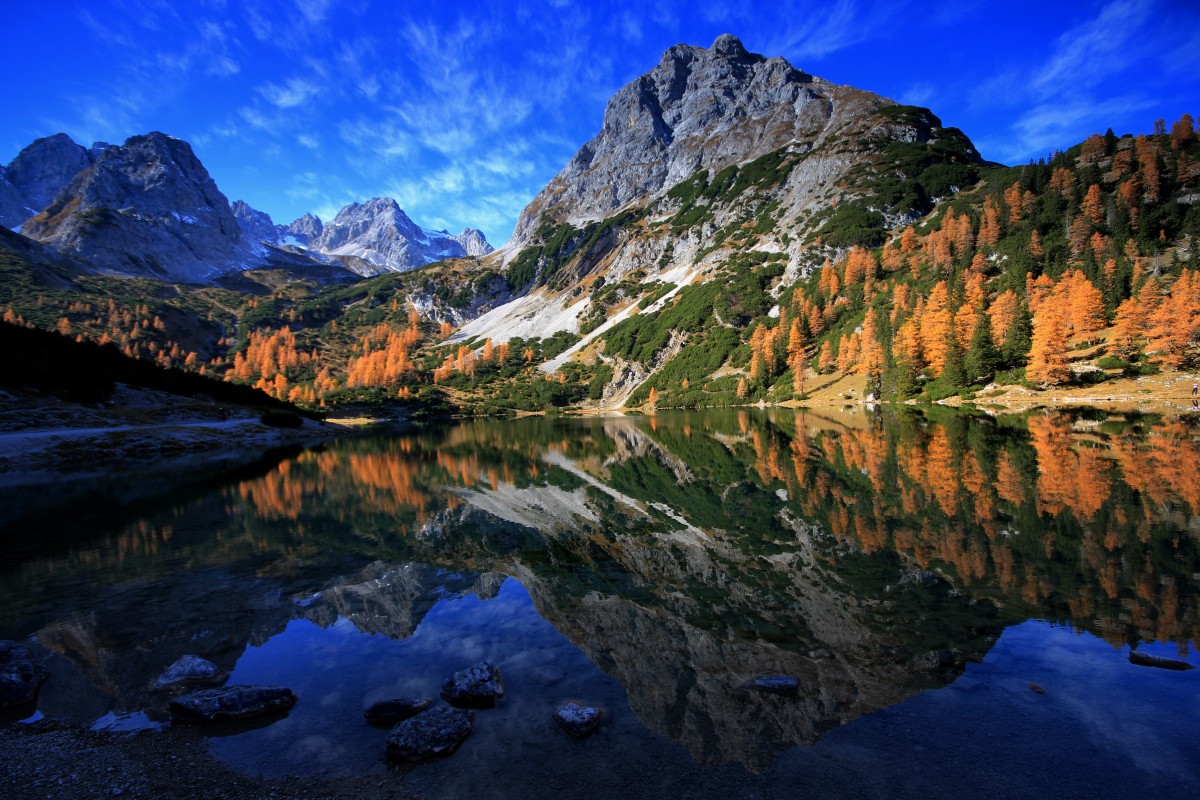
[1,408,1197,793]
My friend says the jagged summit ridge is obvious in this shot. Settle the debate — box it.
[21,132,248,281]
[309,197,490,275]
[512,34,833,242]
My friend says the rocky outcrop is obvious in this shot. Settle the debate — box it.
[231,200,280,245]
[309,197,487,275]
[20,132,251,282]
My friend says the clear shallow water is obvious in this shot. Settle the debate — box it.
[1,408,1198,798]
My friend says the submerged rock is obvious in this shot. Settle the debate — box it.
[553,703,603,739]
[364,698,433,725]
[744,675,799,697]
[152,655,228,691]
[1129,652,1195,671]
[386,706,475,762]
[441,660,504,708]
[169,685,297,722]
[0,641,50,707]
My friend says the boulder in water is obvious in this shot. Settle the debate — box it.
[441,660,504,708]
[0,641,49,708]
[386,706,474,762]
[169,685,297,722]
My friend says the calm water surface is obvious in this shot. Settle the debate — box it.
[1,408,1198,799]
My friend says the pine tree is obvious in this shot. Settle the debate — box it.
[940,327,967,389]
[1000,302,1033,368]
[964,311,1001,383]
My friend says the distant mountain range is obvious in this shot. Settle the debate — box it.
[1,132,491,282]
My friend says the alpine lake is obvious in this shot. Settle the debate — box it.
[2,407,1198,799]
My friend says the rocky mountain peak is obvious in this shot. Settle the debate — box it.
[1,133,96,227]
[511,35,827,243]
[455,227,494,257]
[308,197,486,275]
[709,33,756,61]
[282,212,323,245]
[231,200,280,245]
[20,131,248,281]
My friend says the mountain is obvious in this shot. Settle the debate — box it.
[458,34,982,384]
[20,132,252,282]
[231,199,281,246]
[2,132,491,281]
[280,212,323,246]
[1,134,101,229]
[455,227,494,257]
[308,196,490,276]
[513,34,842,243]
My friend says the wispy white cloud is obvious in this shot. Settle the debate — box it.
[259,77,320,108]
[761,0,895,62]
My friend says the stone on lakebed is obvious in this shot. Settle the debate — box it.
[441,660,504,708]
[553,703,603,739]
[169,685,297,722]
[386,706,475,762]
[152,655,228,691]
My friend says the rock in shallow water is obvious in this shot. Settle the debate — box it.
[1129,652,1195,671]
[364,698,434,725]
[152,655,228,691]
[386,706,475,762]
[169,685,297,722]
[441,660,504,708]
[0,640,50,707]
[553,703,602,739]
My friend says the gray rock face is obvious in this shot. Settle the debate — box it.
[512,34,833,242]
[231,200,280,245]
[441,660,504,708]
[168,684,297,721]
[386,706,475,762]
[363,698,434,725]
[552,703,602,738]
[280,212,323,245]
[0,167,28,229]
[151,655,228,691]
[309,197,482,275]
[5,133,94,219]
[20,132,250,281]
[454,227,494,257]
[0,640,50,707]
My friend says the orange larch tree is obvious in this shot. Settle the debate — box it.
[1027,304,1071,385]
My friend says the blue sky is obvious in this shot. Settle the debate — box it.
[3,0,1198,246]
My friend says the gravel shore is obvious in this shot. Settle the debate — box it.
[0,720,418,800]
